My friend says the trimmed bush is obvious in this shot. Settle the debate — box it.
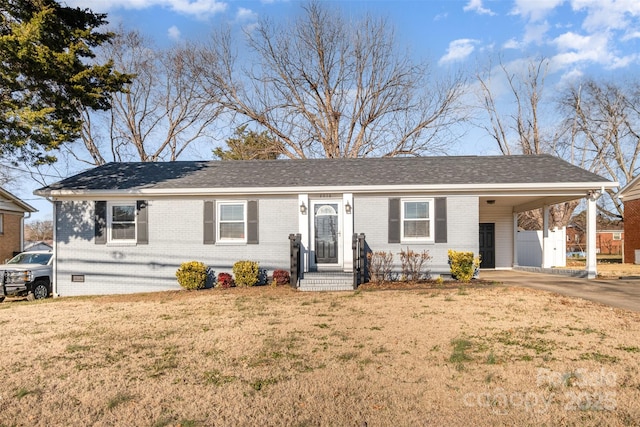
[232,260,259,287]
[217,272,234,289]
[176,261,208,290]
[448,250,481,283]
[367,251,394,282]
[272,269,290,286]
[399,247,432,281]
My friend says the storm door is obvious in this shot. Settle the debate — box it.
[314,202,339,264]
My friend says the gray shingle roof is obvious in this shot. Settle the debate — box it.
[35,155,611,194]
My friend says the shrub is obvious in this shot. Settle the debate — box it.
[399,248,432,281]
[217,272,234,289]
[175,261,208,290]
[232,260,259,287]
[272,269,290,286]
[367,251,394,282]
[448,250,481,283]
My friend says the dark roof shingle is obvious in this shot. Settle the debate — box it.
[36,155,611,194]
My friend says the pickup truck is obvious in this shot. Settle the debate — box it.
[0,251,53,302]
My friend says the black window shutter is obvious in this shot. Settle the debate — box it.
[203,200,215,244]
[434,197,447,243]
[136,200,149,245]
[247,200,259,244]
[388,198,401,244]
[95,201,107,245]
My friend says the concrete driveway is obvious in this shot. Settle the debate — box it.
[481,269,640,312]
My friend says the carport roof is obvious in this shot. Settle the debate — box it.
[35,154,614,196]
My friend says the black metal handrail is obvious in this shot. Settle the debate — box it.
[289,233,302,288]
[352,233,366,288]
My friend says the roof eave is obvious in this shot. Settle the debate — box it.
[1,188,37,213]
[37,181,618,198]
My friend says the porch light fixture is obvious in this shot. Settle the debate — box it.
[300,201,307,214]
[345,200,352,214]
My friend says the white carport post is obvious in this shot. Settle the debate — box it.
[586,194,597,279]
[541,205,551,268]
[513,212,519,267]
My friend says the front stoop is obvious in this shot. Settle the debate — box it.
[298,272,355,291]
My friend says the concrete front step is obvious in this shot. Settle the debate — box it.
[299,272,355,292]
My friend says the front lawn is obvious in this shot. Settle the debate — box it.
[0,285,638,426]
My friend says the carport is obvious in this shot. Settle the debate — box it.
[477,184,616,279]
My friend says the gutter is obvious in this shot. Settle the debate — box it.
[36,181,619,198]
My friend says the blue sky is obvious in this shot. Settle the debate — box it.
[63,0,640,83]
[14,0,640,220]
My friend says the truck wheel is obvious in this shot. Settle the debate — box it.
[0,296,4,303]
[30,281,50,300]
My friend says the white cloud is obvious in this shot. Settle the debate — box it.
[463,0,495,16]
[550,30,638,70]
[64,0,227,18]
[511,0,565,22]
[503,38,522,49]
[557,68,584,88]
[622,31,640,41]
[438,39,479,65]
[523,21,550,45]
[236,7,258,22]
[167,25,181,41]
[571,0,640,32]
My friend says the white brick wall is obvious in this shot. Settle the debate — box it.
[353,195,479,276]
[55,197,298,296]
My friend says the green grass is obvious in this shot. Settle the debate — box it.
[449,338,473,364]
[107,392,135,410]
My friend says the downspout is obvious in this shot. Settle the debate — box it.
[21,211,31,252]
[47,197,58,297]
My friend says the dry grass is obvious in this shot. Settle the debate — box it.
[0,284,639,426]
[564,260,640,278]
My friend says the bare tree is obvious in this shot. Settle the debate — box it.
[559,79,640,220]
[475,56,577,228]
[25,220,53,241]
[190,1,465,159]
[70,28,221,165]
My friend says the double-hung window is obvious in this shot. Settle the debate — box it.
[402,199,434,241]
[0,213,3,234]
[218,202,246,242]
[108,202,136,243]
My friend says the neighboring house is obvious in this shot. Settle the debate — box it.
[24,240,54,252]
[0,187,37,263]
[35,155,616,296]
[566,226,623,255]
[618,176,640,263]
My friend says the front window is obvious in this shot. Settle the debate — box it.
[108,202,136,242]
[402,199,433,241]
[0,213,3,234]
[613,232,622,241]
[218,202,246,242]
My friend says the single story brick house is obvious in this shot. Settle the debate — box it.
[0,187,37,263]
[35,155,616,296]
[618,175,640,263]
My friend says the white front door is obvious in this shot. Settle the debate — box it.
[311,200,343,269]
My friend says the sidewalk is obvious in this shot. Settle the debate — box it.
[481,269,640,313]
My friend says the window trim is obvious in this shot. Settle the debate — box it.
[107,201,137,244]
[612,232,622,241]
[401,198,434,242]
[217,201,247,243]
